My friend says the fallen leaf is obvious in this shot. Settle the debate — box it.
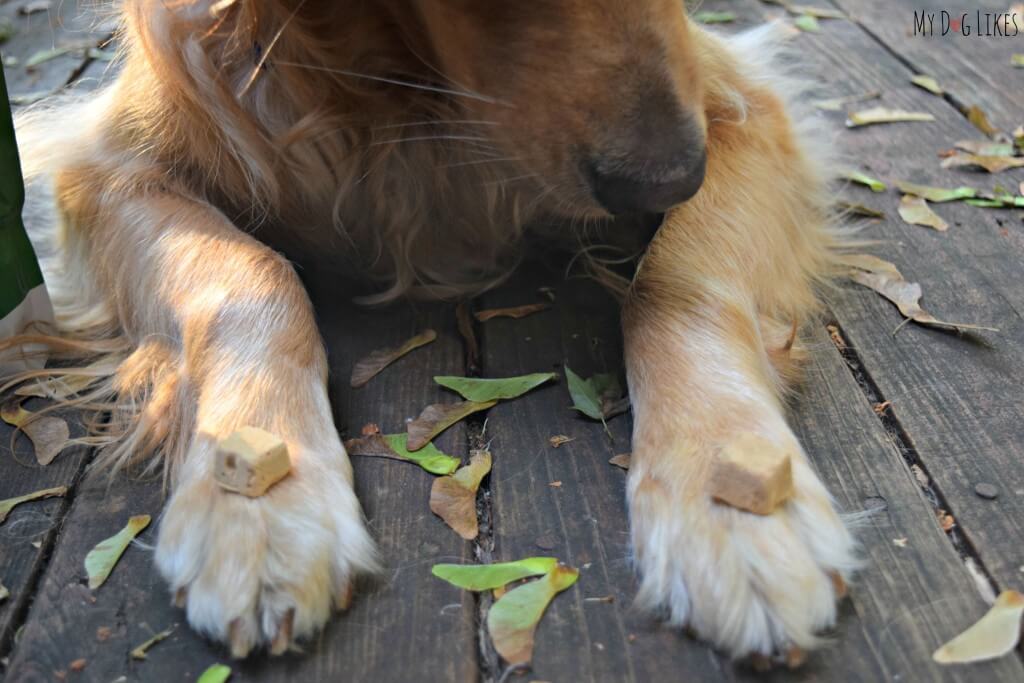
[966,105,1000,137]
[839,204,884,221]
[548,481,562,488]
[895,181,977,202]
[430,451,492,539]
[69,659,86,672]
[84,515,152,589]
[434,373,556,403]
[849,270,998,334]
[693,10,736,24]
[131,627,175,659]
[25,46,73,68]
[432,557,559,591]
[846,107,935,127]
[842,170,886,192]
[898,195,948,231]
[0,486,68,524]
[827,324,846,350]
[813,91,881,112]
[548,435,574,448]
[197,664,232,683]
[792,14,820,32]
[406,399,497,450]
[789,4,845,19]
[1,400,71,465]
[360,423,380,436]
[910,74,943,96]
[941,153,1024,174]
[1015,126,1024,152]
[345,433,460,475]
[609,453,631,470]
[954,140,1016,157]
[565,366,629,423]
[0,583,8,602]
[350,329,437,387]
[474,303,549,322]
[838,253,903,279]
[933,590,1024,664]
[487,564,579,666]
[873,400,892,415]
[893,537,908,547]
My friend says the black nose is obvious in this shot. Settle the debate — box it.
[586,151,706,215]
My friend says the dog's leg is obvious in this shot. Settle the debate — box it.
[55,172,376,656]
[621,30,856,660]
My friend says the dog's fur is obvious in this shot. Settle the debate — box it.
[5,0,857,661]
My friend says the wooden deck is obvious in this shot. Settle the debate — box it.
[2,1,1024,681]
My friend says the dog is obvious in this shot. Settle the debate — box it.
[6,0,857,662]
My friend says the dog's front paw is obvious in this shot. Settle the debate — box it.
[628,428,857,661]
[155,438,376,657]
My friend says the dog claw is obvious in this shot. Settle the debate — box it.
[335,579,354,611]
[270,609,295,656]
[228,618,250,659]
[173,586,188,608]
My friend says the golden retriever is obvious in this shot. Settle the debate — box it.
[7,0,856,662]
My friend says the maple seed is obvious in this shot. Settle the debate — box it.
[708,434,794,515]
[214,427,291,497]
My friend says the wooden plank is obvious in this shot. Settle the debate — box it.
[736,0,1024,592]
[3,299,478,682]
[0,409,90,659]
[479,266,1023,681]
[0,0,113,104]
[830,0,1024,130]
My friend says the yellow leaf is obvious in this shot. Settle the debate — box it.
[84,515,151,589]
[846,107,935,127]
[897,195,948,232]
[933,590,1024,664]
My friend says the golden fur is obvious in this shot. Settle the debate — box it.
[3,0,856,660]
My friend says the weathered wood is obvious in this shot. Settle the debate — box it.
[0,410,90,660]
[3,300,478,682]
[830,0,1024,130]
[741,0,1024,593]
[0,0,114,103]
[480,264,1024,681]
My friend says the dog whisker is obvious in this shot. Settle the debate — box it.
[371,120,499,131]
[368,134,493,147]
[272,60,503,105]
[439,156,522,169]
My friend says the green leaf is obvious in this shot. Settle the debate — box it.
[0,486,67,524]
[84,514,151,589]
[842,170,886,192]
[1013,54,1024,68]
[434,373,556,402]
[565,366,627,422]
[382,433,460,475]
[197,664,232,683]
[793,14,820,32]
[432,557,559,591]
[693,10,736,24]
[486,565,580,666]
[910,74,943,96]
[25,46,74,68]
[130,627,175,660]
[895,181,977,203]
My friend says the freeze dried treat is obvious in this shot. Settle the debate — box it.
[214,427,290,497]
[708,433,794,515]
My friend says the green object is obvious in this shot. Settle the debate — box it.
[843,170,886,193]
[197,664,232,683]
[84,514,151,589]
[382,433,460,475]
[564,366,624,422]
[693,11,736,24]
[432,557,558,591]
[434,372,556,402]
[1,66,51,352]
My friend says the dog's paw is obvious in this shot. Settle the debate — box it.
[154,438,376,657]
[628,428,857,660]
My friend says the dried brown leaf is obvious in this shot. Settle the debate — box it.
[953,140,1016,157]
[406,399,497,451]
[429,451,492,539]
[608,453,631,470]
[474,303,550,322]
[838,253,904,279]
[455,301,480,371]
[966,105,1000,137]
[0,401,70,465]
[897,195,948,231]
[349,329,437,387]
[849,270,998,333]
[941,153,1024,173]
[548,435,574,448]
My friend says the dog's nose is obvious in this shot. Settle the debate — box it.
[586,151,706,215]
